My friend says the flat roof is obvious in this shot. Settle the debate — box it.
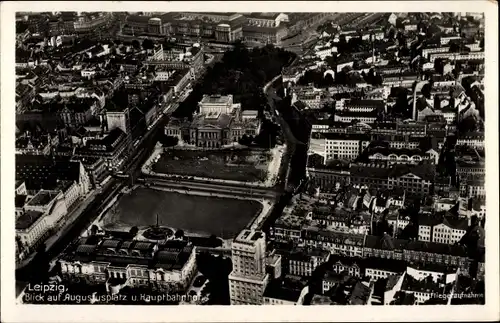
[26,190,60,206]
[16,210,44,230]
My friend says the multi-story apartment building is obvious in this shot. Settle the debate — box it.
[263,279,309,305]
[372,135,421,149]
[15,133,59,156]
[387,164,435,195]
[16,210,50,256]
[307,207,370,235]
[74,128,130,169]
[321,133,371,161]
[367,147,439,165]
[315,45,338,60]
[428,51,485,63]
[350,163,435,195]
[165,94,261,148]
[372,122,398,135]
[336,99,385,113]
[363,234,468,268]
[306,162,351,190]
[334,110,378,124]
[228,230,270,305]
[363,257,407,281]
[440,35,461,45]
[432,218,468,245]
[418,214,468,245]
[396,122,427,137]
[456,157,485,178]
[328,255,364,278]
[421,46,450,59]
[288,248,330,277]
[302,229,366,258]
[145,46,204,80]
[460,177,486,198]
[81,157,109,188]
[58,97,101,128]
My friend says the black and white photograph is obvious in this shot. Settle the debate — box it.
[1,1,498,322]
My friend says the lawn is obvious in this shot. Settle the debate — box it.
[152,148,271,182]
[102,187,262,239]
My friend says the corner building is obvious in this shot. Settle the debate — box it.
[228,230,269,305]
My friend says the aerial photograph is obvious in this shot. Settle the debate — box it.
[13,11,486,306]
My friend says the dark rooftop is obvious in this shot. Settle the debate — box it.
[15,194,28,208]
[16,210,44,230]
[263,278,306,303]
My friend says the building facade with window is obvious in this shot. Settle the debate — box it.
[59,238,197,293]
[228,230,270,305]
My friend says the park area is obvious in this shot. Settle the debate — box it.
[152,148,272,182]
[101,187,262,239]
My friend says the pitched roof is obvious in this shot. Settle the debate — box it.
[364,234,468,257]
[348,281,371,305]
[263,279,305,303]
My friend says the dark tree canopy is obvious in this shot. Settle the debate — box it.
[159,134,179,147]
[142,38,154,50]
[132,39,141,50]
[175,229,184,239]
[298,70,334,88]
[457,115,478,133]
[173,43,295,119]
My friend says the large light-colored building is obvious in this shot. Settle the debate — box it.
[165,94,261,148]
[59,238,197,294]
[198,94,235,115]
[311,133,371,162]
[228,230,270,305]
